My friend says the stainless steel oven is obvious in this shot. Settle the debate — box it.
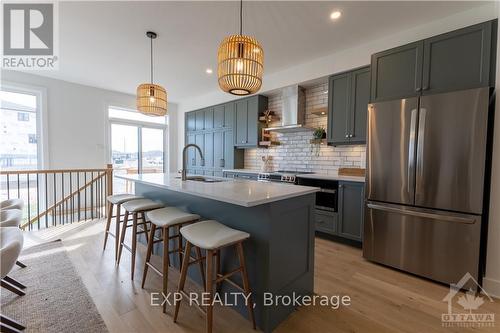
[297,177,338,212]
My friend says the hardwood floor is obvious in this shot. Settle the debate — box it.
[24,219,500,333]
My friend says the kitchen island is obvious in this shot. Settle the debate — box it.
[117,173,319,333]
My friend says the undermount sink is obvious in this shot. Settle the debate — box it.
[176,176,224,183]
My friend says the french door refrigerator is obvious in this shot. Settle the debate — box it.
[363,87,491,285]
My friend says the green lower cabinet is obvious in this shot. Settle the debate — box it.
[337,181,365,242]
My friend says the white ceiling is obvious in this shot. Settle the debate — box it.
[26,1,487,103]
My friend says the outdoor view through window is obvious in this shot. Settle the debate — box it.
[109,107,167,193]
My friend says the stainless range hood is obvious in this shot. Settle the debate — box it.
[266,85,311,132]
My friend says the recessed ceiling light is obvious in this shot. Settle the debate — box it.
[330,11,341,20]
[206,68,213,74]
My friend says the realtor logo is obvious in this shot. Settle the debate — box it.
[2,2,58,69]
[442,272,495,328]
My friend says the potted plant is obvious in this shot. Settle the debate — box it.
[313,126,326,140]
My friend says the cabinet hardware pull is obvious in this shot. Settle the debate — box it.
[415,87,422,92]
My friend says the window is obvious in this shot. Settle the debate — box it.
[17,112,30,121]
[0,88,40,170]
[108,107,168,193]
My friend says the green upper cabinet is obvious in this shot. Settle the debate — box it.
[327,73,351,144]
[214,102,234,129]
[422,20,495,95]
[370,41,423,102]
[234,95,267,147]
[371,19,496,102]
[350,67,370,144]
[186,112,196,132]
[327,66,370,145]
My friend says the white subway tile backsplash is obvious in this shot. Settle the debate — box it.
[243,83,366,173]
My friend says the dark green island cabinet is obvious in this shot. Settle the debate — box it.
[370,19,497,102]
[316,181,365,243]
[327,66,370,145]
[185,95,268,176]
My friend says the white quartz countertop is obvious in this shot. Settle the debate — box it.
[297,173,366,182]
[222,169,261,174]
[116,173,319,207]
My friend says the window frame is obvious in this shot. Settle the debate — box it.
[0,81,49,169]
[107,105,168,173]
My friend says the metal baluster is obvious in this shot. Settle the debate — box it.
[53,173,56,226]
[84,172,87,221]
[45,174,48,228]
[96,172,99,218]
[36,173,40,230]
[77,172,81,222]
[17,174,20,198]
[91,172,94,220]
[27,173,31,231]
[6,174,10,199]
[61,172,65,224]
[70,172,73,223]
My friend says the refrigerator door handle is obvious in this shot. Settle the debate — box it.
[416,107,427,199]
[366,203,477,224]
[408,108,418,198]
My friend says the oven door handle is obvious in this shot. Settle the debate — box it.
[320,189,337,194]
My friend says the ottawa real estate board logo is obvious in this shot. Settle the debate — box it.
[2,2,59,69]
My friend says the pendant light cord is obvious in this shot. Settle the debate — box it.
[239,0,243,35]
[150,36,154,84]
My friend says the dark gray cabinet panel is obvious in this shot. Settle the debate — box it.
[213,131,224,169]
[235,99,248,145]
[422,21,494,95]
[327,66,370,145]
[224,130,235,169]
[186,134,196,174]
[194,134,204,174]
[234,95,267,147]
[338,181,365,241]
[204,108,214,129]
[327,73,351,144]
[195,110,205,131]
[370,41,424,102]
[186,112,196,132]
[215,103,235,129]
[204,132,214,170]
[315,210,338,235]
[371,20,497,101]
[350,67,370,144]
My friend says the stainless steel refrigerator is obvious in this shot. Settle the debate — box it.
[363,87,492,285]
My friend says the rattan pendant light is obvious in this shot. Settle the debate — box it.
[217,0,264,95]
[137,31,167,116]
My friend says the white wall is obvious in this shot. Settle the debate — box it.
[484,3,500,298]
[175,3,498,169]
[1,70,179,170]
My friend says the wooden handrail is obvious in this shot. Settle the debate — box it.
[20,171,107,229]
[1,166,112,175]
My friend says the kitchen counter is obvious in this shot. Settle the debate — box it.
[118,172,317,333]
[117,173,318,207]
[297,173,366,182]
[222,168,261,174]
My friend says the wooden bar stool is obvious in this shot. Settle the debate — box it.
[103,194,143,260]
[117,199,163,280]
[142,207,205,313]
[174,220,256,333]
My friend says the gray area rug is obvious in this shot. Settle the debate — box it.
[1,240,108,333]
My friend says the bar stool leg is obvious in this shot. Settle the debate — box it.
[141,223,157,289]
[215,250,221,292]
[196,247,206,291]
[140,212,149,245]
[206,249,214,333]
[162,226,170,313]
[117,210,130,266]
[236,242,256,330]
[177,225,183,267]
[174,241,192,322]
[114,204,122,261]
[131,213,138,280]
[103,203,114,251]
